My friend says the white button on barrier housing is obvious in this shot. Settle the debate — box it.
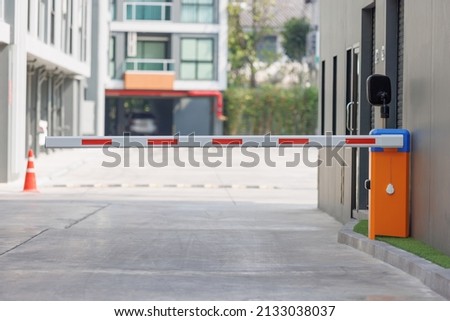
[386,183,395,195]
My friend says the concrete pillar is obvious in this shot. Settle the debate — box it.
[86,0,107,135]
[0,44,9,182]
[1,0,29,182]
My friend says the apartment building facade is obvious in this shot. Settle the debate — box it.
[319,0,450,255]
[106,0,228,136]
[0,0,97,183]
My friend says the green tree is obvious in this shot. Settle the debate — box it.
[227,3,249,86]
[281,17,310,62]
[227,0,276,87]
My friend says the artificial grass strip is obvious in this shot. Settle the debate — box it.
[353,220,450,269]
[353,219,369,236]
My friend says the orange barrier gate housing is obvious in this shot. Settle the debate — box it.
[369,129,411,239]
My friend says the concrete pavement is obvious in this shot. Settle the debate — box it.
[0,148,444,300]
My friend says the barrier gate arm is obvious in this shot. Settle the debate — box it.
[45,135,405,149]
[45,130,411,240]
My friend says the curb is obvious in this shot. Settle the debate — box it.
[338,220,450,300]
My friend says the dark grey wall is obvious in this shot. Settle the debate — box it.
[319,0,450,255]
[402,0,450,255]
[174,97,212,135]
[153,99,175,135]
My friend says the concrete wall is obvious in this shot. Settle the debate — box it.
[319,0,450,255]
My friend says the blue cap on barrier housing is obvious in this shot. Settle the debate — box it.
[370,129,410,152]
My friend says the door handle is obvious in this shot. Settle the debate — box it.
[346,101,355,132]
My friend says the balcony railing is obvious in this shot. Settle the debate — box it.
[124,2,172,21]
[125,58,175,72]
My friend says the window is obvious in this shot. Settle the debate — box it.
[27,0,31,30]
[125,0,172,21]
[69,0,73,54]
[180,38,214,80]
[126,40,171,71]
[61,1,66,50]
[109,36,116,78]
[38,0,47,42]
[110,0,116,20]
[256,36,277,62]
[181,0,214,23]
[61,0,73,53]
[50,0,56,44]
[332,56,337,135]
[78,0,88,61]
[136,41,166,59]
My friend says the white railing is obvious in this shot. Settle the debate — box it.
[125,58,175,72]
[124,1,172,21]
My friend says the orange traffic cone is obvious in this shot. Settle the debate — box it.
[23,149,38,192]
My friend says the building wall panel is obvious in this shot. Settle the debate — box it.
[429,1,450,254]
[319,0,373,223]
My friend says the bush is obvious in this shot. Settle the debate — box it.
[224,85,318,135]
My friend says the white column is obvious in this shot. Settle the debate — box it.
[0,39,10,182]
[85,0,92,63]
[72,0,79,59]
[9,0,29,180]
[54,0,62,49]
[95,0,107,135]
[28,0,39,37]
[217,0,228,90]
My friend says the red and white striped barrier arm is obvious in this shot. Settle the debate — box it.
[45,135,405,149]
